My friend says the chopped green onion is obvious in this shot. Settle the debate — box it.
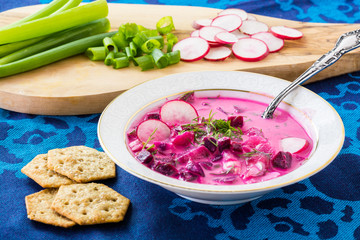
[0,31,116,78]
[125,47,133,59]
[119,23,139,40]
[0,0,109,45]
[112,57,130,69]
[114,52,126,58]
[166,50,181,65]
[132,31,148,48]
[86,46,107,61]
[166,33,178,53]
[129,42,137,56]
[103,36,118,54]
[142,29,159,38]
[148,36,164,49]
[112,31,129,50]
[0,18,111,65]
[135,55,154,71]
[1,0,69,29]
[141,39,161,53]
[156,16,175,35]
[104,51,115,66]
[151,48,168,69]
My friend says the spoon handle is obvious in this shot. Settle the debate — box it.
[262,29,360,119]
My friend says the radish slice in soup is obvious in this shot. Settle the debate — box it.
[232,38,269,61]
[270,26,303,40]
[136,119,171,143]
[172,37,210,61]
[280,137,309,154]
[160,100,199,126]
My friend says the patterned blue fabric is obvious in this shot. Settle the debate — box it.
[1,0,360,239]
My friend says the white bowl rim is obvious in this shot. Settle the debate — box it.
[97,71,344,193]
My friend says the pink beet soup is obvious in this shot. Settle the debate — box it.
[126,91,313,185]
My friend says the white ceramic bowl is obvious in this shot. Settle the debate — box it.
[97,71,344,205]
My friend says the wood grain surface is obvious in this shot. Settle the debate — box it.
[0,3,360,115]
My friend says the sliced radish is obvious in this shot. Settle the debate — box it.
[209,42,224,47]
[199,26,227,43]
[232,38,269,62]
[280,137,309,154]
[215,31,238,44]
[190,30,200,37]
[218,8,248,20]
[172,37,210,62]
[136,119,171,143]
[247,14,257,21]
[239,20,269,35]
[160,100,199,126]
[192,18,212,29]
[211,14,242,32]
[251,32,284,52]
[231,30,248,39]
[270,26,303,40]
[204,46,232,61]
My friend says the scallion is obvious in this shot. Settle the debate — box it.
[156,16,175,35]
[166,50,181,65]
[86,46,107,61]
[103,36,118,54]
[151,48,168,69]
[104,51,115,66]
[141,39,161,53]
[135,55,154,71]
[112,57,130,69]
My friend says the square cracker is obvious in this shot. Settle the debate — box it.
[47,146,116,182]
[21,154,75,188]
[51,183,130,225]
[25,189,76,228]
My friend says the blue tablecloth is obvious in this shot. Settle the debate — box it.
[1,0,360,239]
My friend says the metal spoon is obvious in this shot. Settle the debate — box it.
[262,29,360,119]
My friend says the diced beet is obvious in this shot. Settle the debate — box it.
[154,155,175,165]
[154,141,173,151]
[172,131,194,146]
[189,145,211,159]
[199,161,213,170]
[218,137,231,152]
[186,160,205,177]
[228,115,244,128]
[176,153,191,164]
[211,154,223,162]
[146,113,160,120]
[136,149,153,164]
[272,151,292,169]
[230,140,243,153]
[178,168,198,182]
[152,162,178,176]
[203,137,217,153]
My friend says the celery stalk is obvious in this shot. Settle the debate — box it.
[0,0,108,45]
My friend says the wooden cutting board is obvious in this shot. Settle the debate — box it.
[1,3,360,115]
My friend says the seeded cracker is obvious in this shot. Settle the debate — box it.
[51,183,130,225]
[47,146,116,182]
[21,154,75,188]
[25,189,76,228]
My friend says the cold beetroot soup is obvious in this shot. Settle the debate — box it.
[126,90,314,185]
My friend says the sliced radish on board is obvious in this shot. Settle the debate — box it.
[280,137,309,154]
[160,100,199,126]
[218,8,248,20]
[240,20,269,35]
[231,30,248,39]
[136,119,171,143]
[232,38,269,61]
[251,32,284,52]
[199,26,227,43]
[172,37,210,62]
[211,14,242,32]
[204,46,232,61]
[215,31,238,44]
[247,14,257,21]
[270,26,303,40]
[192,18,212,29]
[190,30,200,37]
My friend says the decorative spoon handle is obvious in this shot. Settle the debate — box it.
[262,29,360,119]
